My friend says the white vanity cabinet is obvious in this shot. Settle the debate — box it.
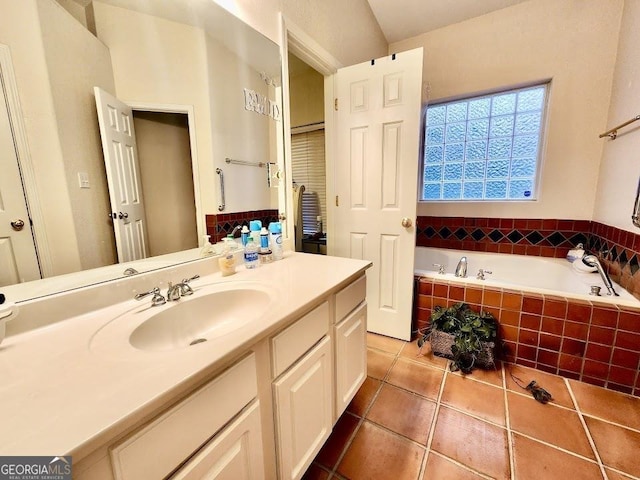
[333,275,367,420]
[109,354,261,480]
[270,302,333,480]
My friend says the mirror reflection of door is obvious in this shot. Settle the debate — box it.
[288,53,327,255]
[95,88,198,263]
[0,64,41,287]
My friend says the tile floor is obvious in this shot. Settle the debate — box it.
[303,333,640,480]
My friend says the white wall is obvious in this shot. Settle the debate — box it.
[391,0,623,220]
[593,0,640,232]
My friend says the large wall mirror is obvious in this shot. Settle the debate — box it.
[0,0,286,302]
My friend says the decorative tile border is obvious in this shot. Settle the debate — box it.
[413,276,640,397]
[416,216,640,300]
[206,209,279,242]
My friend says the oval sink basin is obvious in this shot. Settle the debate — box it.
[129,287,272,351]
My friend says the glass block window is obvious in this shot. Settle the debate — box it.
[422,84,547,201]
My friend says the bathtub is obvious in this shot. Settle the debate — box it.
[414,247,640,307]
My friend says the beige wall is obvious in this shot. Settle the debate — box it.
[593,0,640,232]
[37,0,117,271]
[93,1,216,216]
[289,54,324,128]
[134,112,198,256]
[391,0,623,220]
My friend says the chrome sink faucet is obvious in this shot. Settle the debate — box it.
[166,275,200,301]
[455,256,468,278]
[134,287,166,306]
[582,255,619,296]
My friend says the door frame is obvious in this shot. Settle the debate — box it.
[0,44,47,277]
[125,102,205,245]
[281,15,342,255]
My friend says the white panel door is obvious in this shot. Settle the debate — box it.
[273,336,333,480]
[334,49,423,340]
[94,87,149,263]
[0,72,40,287]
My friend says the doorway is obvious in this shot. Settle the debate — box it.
[132,111,198,257]
[288,53,327,255]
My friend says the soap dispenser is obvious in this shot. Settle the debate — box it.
[200,234,214,257]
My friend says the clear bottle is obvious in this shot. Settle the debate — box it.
[218,235,237,276]
[200,234,214,257]
[269,222,283,260]
[244,237,259,269]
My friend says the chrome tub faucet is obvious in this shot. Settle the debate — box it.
[582,254,619,296]
[455,256,468,278]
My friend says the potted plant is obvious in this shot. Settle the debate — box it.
[418,302,498,373]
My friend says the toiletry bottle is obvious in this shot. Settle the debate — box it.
[566,243,585,263]
[249,220,262,244]
[218,235,236,276]
[269,222,283,260]
[259,227,273,264]
[201,234,214,257]
[244,237,259,269]
[316,215,323,234]
[241,225,250,246]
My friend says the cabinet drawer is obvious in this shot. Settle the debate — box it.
[170,401,264,480]
[271,301,329,377]
[335,275,366,322]
[110,354,257,480]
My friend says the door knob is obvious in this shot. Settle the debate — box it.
[401,217,413,228]
[278,213,287,221]
[118,212,129,219]
[11,219,25,231]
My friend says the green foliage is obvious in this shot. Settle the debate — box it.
[422,302,498,374]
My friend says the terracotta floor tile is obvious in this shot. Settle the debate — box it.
[505,363,575,409]
[366,383,436,444]
[605,468,636,480]
[421,453,485,479]
[585,416,640,476]
[440,373,506,426]
[367,333,406,355]
[336,421,424,480]
[431,407,510,479]
[570,380,640,430]
[386,358,444,400]
[301,463,330,480]
[315,412,360,470]
[507,392,595,459]
[399,339,449,369]
[347,376,381,417]
[511,433,602,480]
[367,348,395,380]
[449,361,504,387]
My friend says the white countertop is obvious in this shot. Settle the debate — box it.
[0,253,370,459]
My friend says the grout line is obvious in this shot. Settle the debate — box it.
[604,467,640,480]
[418,366,449,480]
[505,385,578,413]
[512,430,601,465]
[564,378,608,480]
[502,365,516,480]
[428,451,493,480]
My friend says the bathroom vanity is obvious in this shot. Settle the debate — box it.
[0,253,370,480]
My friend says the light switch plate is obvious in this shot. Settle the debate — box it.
[78,172,90,189]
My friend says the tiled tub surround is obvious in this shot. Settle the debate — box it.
[413,277,640,397]
[205,209,279,242]
[416,216,640,300]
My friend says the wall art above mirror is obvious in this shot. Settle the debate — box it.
[0,0,286,302]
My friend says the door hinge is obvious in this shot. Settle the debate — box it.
[335,195,339,207]
[334,98,338,111]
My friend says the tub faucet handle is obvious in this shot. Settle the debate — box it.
[476,269,492,280]
[432,263,446,274]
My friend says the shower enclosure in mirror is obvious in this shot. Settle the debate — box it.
[0,0,286,302]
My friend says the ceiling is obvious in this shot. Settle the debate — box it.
[366,0,532,44]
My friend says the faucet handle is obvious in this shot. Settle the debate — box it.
[179,274,200,296]
[476,269,492,280]
[432,263,446,274]
[135,287,167,306]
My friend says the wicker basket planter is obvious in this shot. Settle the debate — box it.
[430,330,496,369]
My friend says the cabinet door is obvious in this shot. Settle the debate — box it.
[273,336,333,480]
[335,303,367,419]
[171,401,264,480]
